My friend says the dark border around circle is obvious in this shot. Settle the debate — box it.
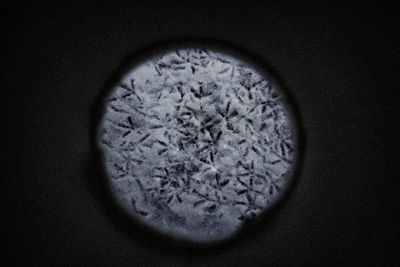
[87,36,306,254]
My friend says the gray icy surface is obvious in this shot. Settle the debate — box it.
[98,49,295,242]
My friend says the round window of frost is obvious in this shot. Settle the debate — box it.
[97,47,298,243]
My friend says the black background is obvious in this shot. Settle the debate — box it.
[3,1,399,266]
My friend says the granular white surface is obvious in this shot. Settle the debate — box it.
[98,48,295,242]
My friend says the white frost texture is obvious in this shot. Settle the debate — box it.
[98,48,295,243]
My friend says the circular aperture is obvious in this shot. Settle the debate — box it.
[97,47,297,243]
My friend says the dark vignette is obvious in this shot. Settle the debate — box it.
[87,36,306,254]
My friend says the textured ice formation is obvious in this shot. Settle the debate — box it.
[98,48,295,242]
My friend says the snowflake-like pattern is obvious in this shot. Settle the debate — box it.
[99,49,294,242]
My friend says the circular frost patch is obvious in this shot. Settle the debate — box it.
[97,48,296,243]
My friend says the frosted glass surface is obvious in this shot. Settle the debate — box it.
[98,49,295,242]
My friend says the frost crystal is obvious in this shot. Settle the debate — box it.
[99,48,295,242]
